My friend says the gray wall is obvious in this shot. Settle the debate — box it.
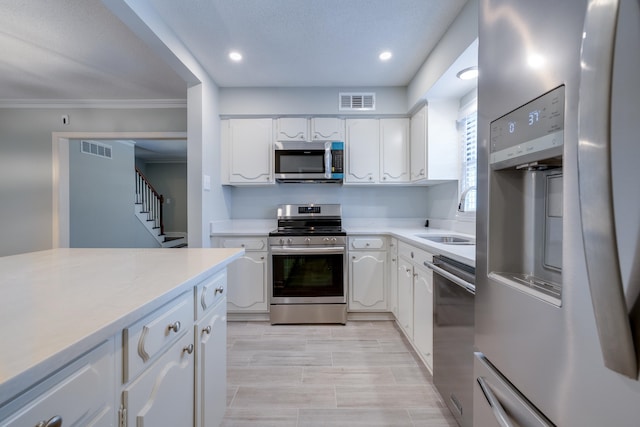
[0,107,186,256]
[144,162,188,233]
[69,139,158,247]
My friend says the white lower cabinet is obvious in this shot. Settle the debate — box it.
[0,340,116,427]
[348,236,387,311]
[122,331,195,426]
[215,236,269,313]
[388,238,399,317]
[397,257,415,338]
[396,241,434,372]
[195,296,227,427]
[413,263,434,371]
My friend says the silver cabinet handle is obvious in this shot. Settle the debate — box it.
[202,325,212,335]
[214,286,224,295]
[477,377,513,427]
[183,344,194,354]
[35,416,63,427]
[578,0,637,378]
[168,321,181,333]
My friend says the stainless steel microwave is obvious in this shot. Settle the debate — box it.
[274,141,344,183]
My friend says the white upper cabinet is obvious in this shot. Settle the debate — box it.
[223,118,274,185]
[311,117,345,141]
[380,118,410,183]
[276,117,308,141]
[410,105,428,181]
[345,119,380,183]
[410,101,459,182]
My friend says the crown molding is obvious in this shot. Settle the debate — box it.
[0,98,187,109]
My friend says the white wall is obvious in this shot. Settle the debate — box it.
[220,87,408,116]
[229,185,432,219]
[407,0,478,111]
[0,107,186,257]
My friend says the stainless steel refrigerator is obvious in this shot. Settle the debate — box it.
[475,0,640,425]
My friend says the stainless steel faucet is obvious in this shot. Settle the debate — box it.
[458,186,477,212]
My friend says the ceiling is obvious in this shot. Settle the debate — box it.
[0,0,470,99]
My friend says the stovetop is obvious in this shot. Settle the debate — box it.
[269,228,346,237]
[271,203,344,237]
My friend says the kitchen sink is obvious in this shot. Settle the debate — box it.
[415,234,475,245]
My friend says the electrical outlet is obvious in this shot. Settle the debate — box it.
[61,114,70,125]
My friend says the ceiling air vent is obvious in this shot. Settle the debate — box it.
[339,92,376,111]
[81,140,112,159]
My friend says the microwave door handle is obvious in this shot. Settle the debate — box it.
[324,144,331,179]
[578,0,637,378]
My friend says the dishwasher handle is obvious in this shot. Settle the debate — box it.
[424,260,476,294]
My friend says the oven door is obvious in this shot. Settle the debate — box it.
[270,246,346,304]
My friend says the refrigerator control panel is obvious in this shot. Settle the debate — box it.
[490,85,565,169]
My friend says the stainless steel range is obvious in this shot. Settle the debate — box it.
[269,204,347,324]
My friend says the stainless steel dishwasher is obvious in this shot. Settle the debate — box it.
[425,255,475,427]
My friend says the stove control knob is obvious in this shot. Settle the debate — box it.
[287,238,293,244]
[323,237,330,242]
[279,238,285,245]
[331,237,337,243]
[305,237,311,244]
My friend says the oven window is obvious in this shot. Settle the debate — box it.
[276,151,325,173]
[272,253,344,297]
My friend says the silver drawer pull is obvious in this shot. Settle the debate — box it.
[183,344,194,354]
[202,325,212,335]
[168,321,181,333]
[35,416,63,427]
[214,286,224,295]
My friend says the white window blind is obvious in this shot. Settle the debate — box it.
[458,100,477,212]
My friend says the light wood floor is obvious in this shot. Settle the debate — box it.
[223,320,458,427]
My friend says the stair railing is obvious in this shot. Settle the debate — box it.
[135,167,164,236]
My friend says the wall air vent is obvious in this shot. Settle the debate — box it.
[81,140,112,159]
[339,92,376,111]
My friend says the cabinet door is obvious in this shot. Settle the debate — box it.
[1,340,115,427]
[311,117,344,141]
[380,118,410,183]
[388,238,399,317]
[410,105,428,182]
[123,332,194,427]
[413,264,434,372]
[345,119,379,183]
[349,251,387,311]
[228,118,273,184]
[195,298,227,427]
[227,251,268,312]
[276,117,308,141]
[397,258,414,339]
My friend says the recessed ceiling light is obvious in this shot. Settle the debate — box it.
[456,66,478,80]
[379,51,392,61]
[229,51,243,62]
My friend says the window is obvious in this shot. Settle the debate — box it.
[458,98,477,213]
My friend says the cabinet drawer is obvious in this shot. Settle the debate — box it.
[1,340,114,427]
[349,236,386,250]
[221,237,267,251]
[123,292,193,382]
[398,241,433,265]
[195,270,227,319]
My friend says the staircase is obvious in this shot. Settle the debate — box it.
[134,168,187,248]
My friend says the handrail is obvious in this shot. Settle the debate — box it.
[135,168,164,236]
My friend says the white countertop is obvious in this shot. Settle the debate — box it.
[0,248,243,407]
[211,218,475,266]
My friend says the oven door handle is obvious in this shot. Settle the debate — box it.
[271,246,345,255]
[424,261,476,294]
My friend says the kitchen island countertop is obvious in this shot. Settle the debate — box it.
[0,248,243,407]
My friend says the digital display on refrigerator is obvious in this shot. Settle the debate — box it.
[490,85,565,168]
